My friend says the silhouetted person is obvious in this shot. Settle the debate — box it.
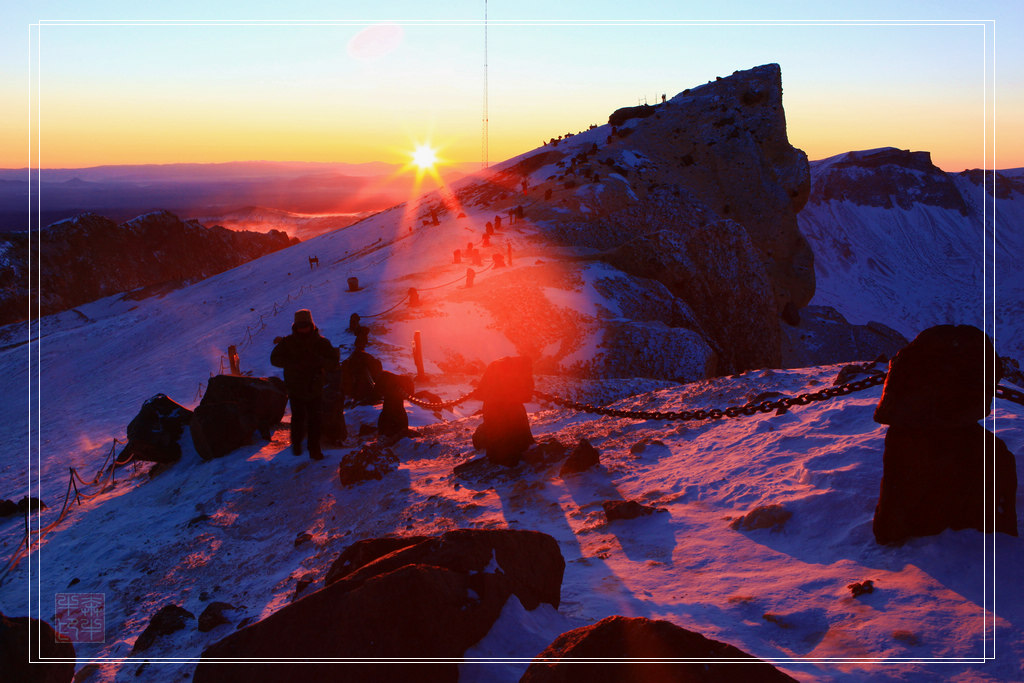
[271,309,339,460]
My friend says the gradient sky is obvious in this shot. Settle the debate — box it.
[4,1,1023,172]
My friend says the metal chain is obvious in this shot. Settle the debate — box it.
[534,373,888,422]
[405,389,480,411]
[996,384,1024,406]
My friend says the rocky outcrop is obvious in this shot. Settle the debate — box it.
[121,394,193,463]
[0,210,298,325]
[808,147,969,213]
[780,305,908,367]
[193,529,565,683]
[605,225,778,372]
[521,615,798,682]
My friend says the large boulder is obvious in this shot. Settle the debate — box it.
[131,604,194,653]
[324,535,432,587]
[873,423,1018,544]
[200,375,288,438]
[0,613,76,683]
[521,615,797,682]
[122,393,193,463]
[190,375,287,460]
[874,324,1000,427]
[193,529,565,683]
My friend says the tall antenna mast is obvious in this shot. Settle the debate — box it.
[482,0,489,169]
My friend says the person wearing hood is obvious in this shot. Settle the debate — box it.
[271,309,339,460]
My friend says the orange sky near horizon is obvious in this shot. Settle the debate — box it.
[10,16,1016,173]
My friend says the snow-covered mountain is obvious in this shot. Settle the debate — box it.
[798,147,1024,365]
[1,66,1021,682]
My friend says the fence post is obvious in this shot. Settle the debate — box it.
[466,268,475,288]
[413,331,426,380]
[228,345,240,375]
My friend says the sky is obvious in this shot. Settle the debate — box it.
[3,1,1024,172]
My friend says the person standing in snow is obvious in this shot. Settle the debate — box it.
[271,309,339,460]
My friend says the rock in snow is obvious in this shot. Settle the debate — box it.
[520,615,797,682]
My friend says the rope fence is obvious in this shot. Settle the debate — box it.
[0,439,136,585]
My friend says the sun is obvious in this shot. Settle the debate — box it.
[412,144,438,171]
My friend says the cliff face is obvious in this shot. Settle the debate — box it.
[483,64,813,373]
[0,210,298,325]
[799,150,1024,366]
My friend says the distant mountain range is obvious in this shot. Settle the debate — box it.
[0,160,478,231]
[0,210,296,325]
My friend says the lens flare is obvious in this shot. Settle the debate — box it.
[412,144,438,171]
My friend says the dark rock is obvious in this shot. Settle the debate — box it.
[292,575,316,602]
[17,497,46,514]
[848,580,874,598]
[471,356,535,466]
[603,499,665,522]
[325,535,432,587]
[337,444,398,486]
[872,423,1018,544]
[200,375,288,439]
[1001,356,1024,387]
[520,615,798,683]
[336,528,565,611]
[198,602,236,632]
[0,612,76,683]
[190,376,287,460]
[294,532,312,547]
[190,401,258,461]
[874,324,1000,428]
[376,371,414,438]
[605,227,779,373]
[194,529,565,683]
[523,438,567,468]
[833,362,885,386]
[559,439,601,476]
[0,499,18,517]
[122,393,193,463]
[779,305,908,369]
[608,104,656,127]
[730,504,792,531]
[131,604,194,653]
